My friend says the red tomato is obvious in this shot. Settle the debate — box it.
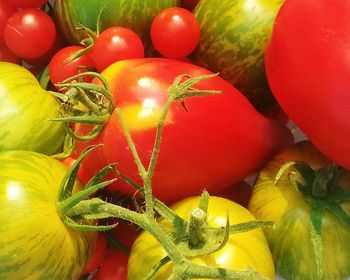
[60,156,94,186]
[4,8,56,59]
[49,46,95,87]
[91,27,144,72]
[4,0,48,8]
[150,7,200,59]
[0,43,20,64]
[75,58,293,204]
[0,1,16,43]
[265,0,350,170]
[92,248,129,280]
[82,232,108,275]
[111,222,139,249]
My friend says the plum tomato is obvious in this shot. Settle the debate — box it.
[91,26,144,72]
[150,7,200,58]
[74,58,293,204]
[4,8,56,59]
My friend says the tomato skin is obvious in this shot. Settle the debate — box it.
[49,46,95,87]
[4,8,56,59]
[150,7,200,58]
[76,58,293,204]
[0,150,96,279]
[4,0,48,8]
[82,232,108,275]
[128,196,275,279]
[265,0,350,170]
[0,62,65,155]
[248,141,350,280]
[91,27,144,72]
[0,1,16,43]
[0,43,20,64]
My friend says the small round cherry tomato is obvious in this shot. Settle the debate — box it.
[0,1,16,43]
[49,46,95,87]
[4,0,48,8]
[150,7,200,58]
[0,43,20,64]
[91,26,144,72]
[4,8,56,59]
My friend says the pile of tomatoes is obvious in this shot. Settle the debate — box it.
[1,0,350,280]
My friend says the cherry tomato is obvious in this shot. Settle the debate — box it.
[0,44,20,64]
[4,8,56,59]
[4,0,48,8]
[0,1,16,43]
[82,232,108,275]
[91,26,144,72]
[93,249,129,280]
[75,58,293,204]
[150,7,200,58]
[49,46,95,87]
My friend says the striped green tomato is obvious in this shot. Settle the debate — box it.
[0,62,65,155]
[249,141,350,280]
[0,150,96,280]
[192,0,284,109]
[54,0,180,52]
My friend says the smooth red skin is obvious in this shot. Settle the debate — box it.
[181,0,200,11]
[49,46,95,87]
[82,232,108,275]
[111,222,139,249]
[151,7,200,59]
[4,8,56,59]
[4,0,48,8]
[78,58,293,204]
[91,27,144,72]
[265,0,350,169]
[0,43,20,64]
[93,249,129,280]
[0,1,16,43]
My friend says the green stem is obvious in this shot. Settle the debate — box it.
[188,208,207,249]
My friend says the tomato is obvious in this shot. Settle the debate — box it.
[111,222,139,249]
[0,62,65,155]
[4,8,56,59]
[93,248,129,280]
[75,58,293,204]
[61,156,93,187]
[249,141,350,280]
[216,180,252,207]
[0,150,96,279]
[128,196,275,279]
[150,7,200,59]
[4,0,48,8]
[265,0,350,170]
[0,1,16,43]
[0,43,20,64]
[91,27,144,72]
[49,45,95,88]
[82,232,108,275]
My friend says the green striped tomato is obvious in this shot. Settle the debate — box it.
[0,150,96,280]
[192,0,284,109]
[0,62,65,155]
[54,0,180,52]
[249,141,350,280]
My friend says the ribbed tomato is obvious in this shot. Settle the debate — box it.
[0,150,96,279]
[0,62,65,154]
[75,58,293,204]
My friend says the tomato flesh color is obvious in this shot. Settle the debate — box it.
[80,58,293,204]
[0,151,96,279]
[0,44,20,64]
[0,1,16,43]
[4,0,48,8]
[4,9,56,59]
[151,7,200,58]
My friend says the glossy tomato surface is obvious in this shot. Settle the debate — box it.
[0,62,65,154]
[76,58,293,203]
[0,150,96,279]
[128,196,275,279]
[265,0,350,170]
